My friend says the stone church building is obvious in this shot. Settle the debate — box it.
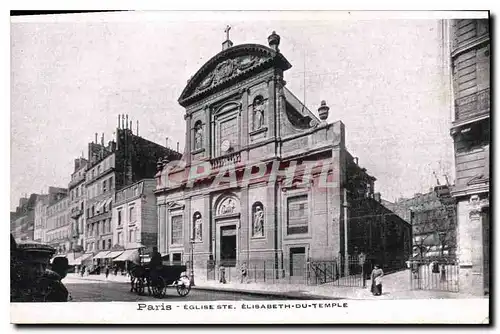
[155,31,410,280]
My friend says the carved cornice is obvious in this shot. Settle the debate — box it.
[178,44,292,107]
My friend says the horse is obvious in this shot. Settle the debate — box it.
[128,262,152,296]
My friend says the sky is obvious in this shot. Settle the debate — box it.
[10,11,455,211]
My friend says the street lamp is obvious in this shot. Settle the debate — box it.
[190,239,195,286]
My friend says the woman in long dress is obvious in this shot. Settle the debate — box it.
[370,264,384,296]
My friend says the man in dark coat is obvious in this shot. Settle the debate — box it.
[149,247,163,283]
[39,256,70,302]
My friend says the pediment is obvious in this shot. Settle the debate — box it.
[166,201,185,210]
[179,44,292,107]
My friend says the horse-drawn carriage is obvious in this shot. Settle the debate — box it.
[129,261,191,298]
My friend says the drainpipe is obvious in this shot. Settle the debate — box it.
[343,187,350,276]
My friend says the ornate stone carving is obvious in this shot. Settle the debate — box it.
[193,212,202,242]
[217,197,239,215]
[194,122,203,150]
[195,55,268,93]
[252,96,265,131]
[468,194,489,219]
[252,203,264,237]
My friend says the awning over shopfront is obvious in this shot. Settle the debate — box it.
[113,249,139,262]
[105,251,124,259]
[93,251,110,259]
[78,253,94,263]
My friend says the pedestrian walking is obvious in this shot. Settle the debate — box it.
[370,264,384,296]
[219,264,226,284]
[240,262,248,284]
[105,265,110,279]
[80,265,85,277]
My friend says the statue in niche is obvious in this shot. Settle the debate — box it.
[194,122,203,150]
[252,203,264,237]
[194,213,202,241]
[253,97,265,131]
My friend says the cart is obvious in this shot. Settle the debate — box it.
[133,264,191,298]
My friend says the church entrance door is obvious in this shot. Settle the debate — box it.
[220,225,237,267]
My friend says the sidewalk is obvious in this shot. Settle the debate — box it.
[66,269,482,300]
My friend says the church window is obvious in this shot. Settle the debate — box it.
[287,195,309,235]
[171,215,183,245]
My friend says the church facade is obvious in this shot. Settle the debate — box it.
[155,31,410,280]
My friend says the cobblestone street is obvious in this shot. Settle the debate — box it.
[63,276,289,302]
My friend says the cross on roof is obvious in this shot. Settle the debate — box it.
[224,25,231,40]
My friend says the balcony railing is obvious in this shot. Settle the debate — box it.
[455,88,490,121]
[210,151,242,169]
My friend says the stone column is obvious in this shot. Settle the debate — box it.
[241,186,249,263]
[185,113,192,165]
[459,195,489,296]
[267,76,277,139]
[240,89,249,151]
[158,203,166,255]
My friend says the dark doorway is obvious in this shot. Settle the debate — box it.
[290,247,306,277]
[220,226,237,267]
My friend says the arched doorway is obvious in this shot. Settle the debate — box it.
[214,194,240,267]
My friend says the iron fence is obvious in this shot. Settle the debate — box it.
[205,256,376,287]
[409,258,459,292]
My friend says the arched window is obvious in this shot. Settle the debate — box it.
[193,212,202,242]
[252,202,264,237]
[194,121,203,150]
[252,96,265,131]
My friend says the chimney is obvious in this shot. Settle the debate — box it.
[129,121,132,132]
[101,133,104,146]
[95,133,98,144]
[374,192,381,202]
[136,121,139,136]
[166,137,169,148]
[118,115,120,129]
[126,115,129,129]
[177,142,179,152]
[121,114,125,129]
[354,157,359,165]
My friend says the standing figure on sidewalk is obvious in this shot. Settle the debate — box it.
[219,264,226,284]
[105,265,110,279]
[370,264,384,296]
[240,262,248,284]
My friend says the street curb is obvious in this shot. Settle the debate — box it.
[191,285,345,300]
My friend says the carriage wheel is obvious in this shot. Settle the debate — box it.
[152,277,166,298]
[135,278,145,295]
[176,277,191,297]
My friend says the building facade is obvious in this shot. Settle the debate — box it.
[449,19,490,296]
[68,157,87,249]
[85,119,181,266]
[33,195,49,242]
[46,195,71,254]
[111,179,158,266]
[155,32,410,281]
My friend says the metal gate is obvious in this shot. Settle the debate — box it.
[409,258,459,292]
